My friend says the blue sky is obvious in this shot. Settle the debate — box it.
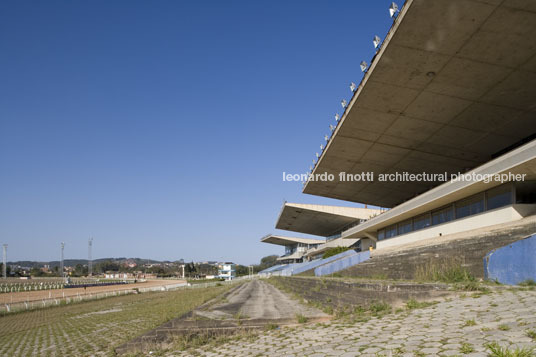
[0,1,397,264]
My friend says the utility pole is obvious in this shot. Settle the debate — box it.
[88,237,93,277]
[2,244,7,279]
[60,242,65,279]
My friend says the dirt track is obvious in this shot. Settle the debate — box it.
[0,279,185,304]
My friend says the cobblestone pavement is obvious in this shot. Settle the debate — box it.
[167,289,536,357]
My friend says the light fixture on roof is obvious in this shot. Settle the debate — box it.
[320,144,324,150]
[350,82,357,92]
[316,152,320,158]
[335,113,340,121]
[309,166,313,171]
[360,61,368,72]
[324,135,329,141]
[341,99,347,108]
[373,35,381,48]
[329,124,335,132]
[312,158,316,164]
[389,2,399,17]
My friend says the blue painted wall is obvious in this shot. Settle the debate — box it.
[484,234,536,285]
[315,250,370,276]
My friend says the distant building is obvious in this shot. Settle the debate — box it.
[218,263,236,281]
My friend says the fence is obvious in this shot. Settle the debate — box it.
[315,250,370,276]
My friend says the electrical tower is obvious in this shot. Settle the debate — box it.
[2,244,7,279]
[60,242,65,279]
[88,237,93,277]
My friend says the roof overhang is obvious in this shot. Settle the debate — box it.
[276,252,304,261]
[304,0,536,208]
[275,203,382,236]
[343,139,536,239]
[260,234,325,246]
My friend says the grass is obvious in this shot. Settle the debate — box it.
[486,342,535,357]
[460,342,474,354]
[463,319,477,327]
[296,313,308,323]
[498,324,511,331]
[405,298,437,310]
[0,284,232,356]
[415,257,474,283]
[519,279,536,287]
[527,329,536,340]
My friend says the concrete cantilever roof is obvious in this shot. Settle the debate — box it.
[276,203,381,237]
[304,0,536,208]
[260,234,325,246]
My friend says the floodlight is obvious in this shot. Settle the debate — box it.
[309,166,313,171]
[389,2,399,17]
[373,35,381,48]
[341,99,347,108]
[335,113,340,121]
[316,152,320,158]
[329,124,335,132]
[312,159,316,164]
[360,61,368,72]
[350,82,357,92]
[324,135,329,141]
[320,144,324,150]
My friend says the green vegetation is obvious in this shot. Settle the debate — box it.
[527,329,536,340]
[460,342,474,354]
[405,298,437,310]
[415,257,474,283]
[519,279,536,287]
[296,313,308,323]
[322,247,350,259]
[463,319,477,327]
[486,342,535,357]
[498,324,511,331]
[0,284,231,356]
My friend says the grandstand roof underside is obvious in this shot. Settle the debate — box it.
[303,0,536,208]
[275,203,380,237]
[260,235,325,246]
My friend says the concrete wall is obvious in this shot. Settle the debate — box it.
[376,205,536,250]
[338,219,536,280]
[484,234,536,285]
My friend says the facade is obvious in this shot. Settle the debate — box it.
[218,263,236,281]
[261,0,536,264]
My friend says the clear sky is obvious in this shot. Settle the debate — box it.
[0,1,398,265]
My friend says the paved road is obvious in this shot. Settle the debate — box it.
[172,287,536,357]
[194,279,329,321]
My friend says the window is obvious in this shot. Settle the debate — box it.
[486,185,512,210]
[456,194,484,219]
[413,213,431,231]
[378,229,385,241]
[432,206,453,226]
[398,219,412,235]
[385,225,397,239]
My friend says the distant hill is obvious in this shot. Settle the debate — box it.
[8,257,183,268]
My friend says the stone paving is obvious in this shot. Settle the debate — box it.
[166,288,536,357]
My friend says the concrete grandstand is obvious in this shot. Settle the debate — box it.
[260,0,536,279]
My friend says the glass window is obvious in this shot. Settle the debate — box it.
[398,219,412,235]
[486,185,512,210]
[432,206,453,226]
[378,229,385,241]
[413,213,431,231]
[456,194,484,219]
[385,225,397,239]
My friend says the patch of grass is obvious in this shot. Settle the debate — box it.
[486,342,535,357]
[296,313,308,324]
[0,284,234,356]
[463,319,477,327]
[415,257,474,283]
[264,323,278,331]
[405,298,437,310]
[369,301,391,317]
[519,279,536,287]
[460,342,474,354]
[322,246,350,259]
[413,351,426,357]
[527,329,536,340]
[498,324,511,331]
